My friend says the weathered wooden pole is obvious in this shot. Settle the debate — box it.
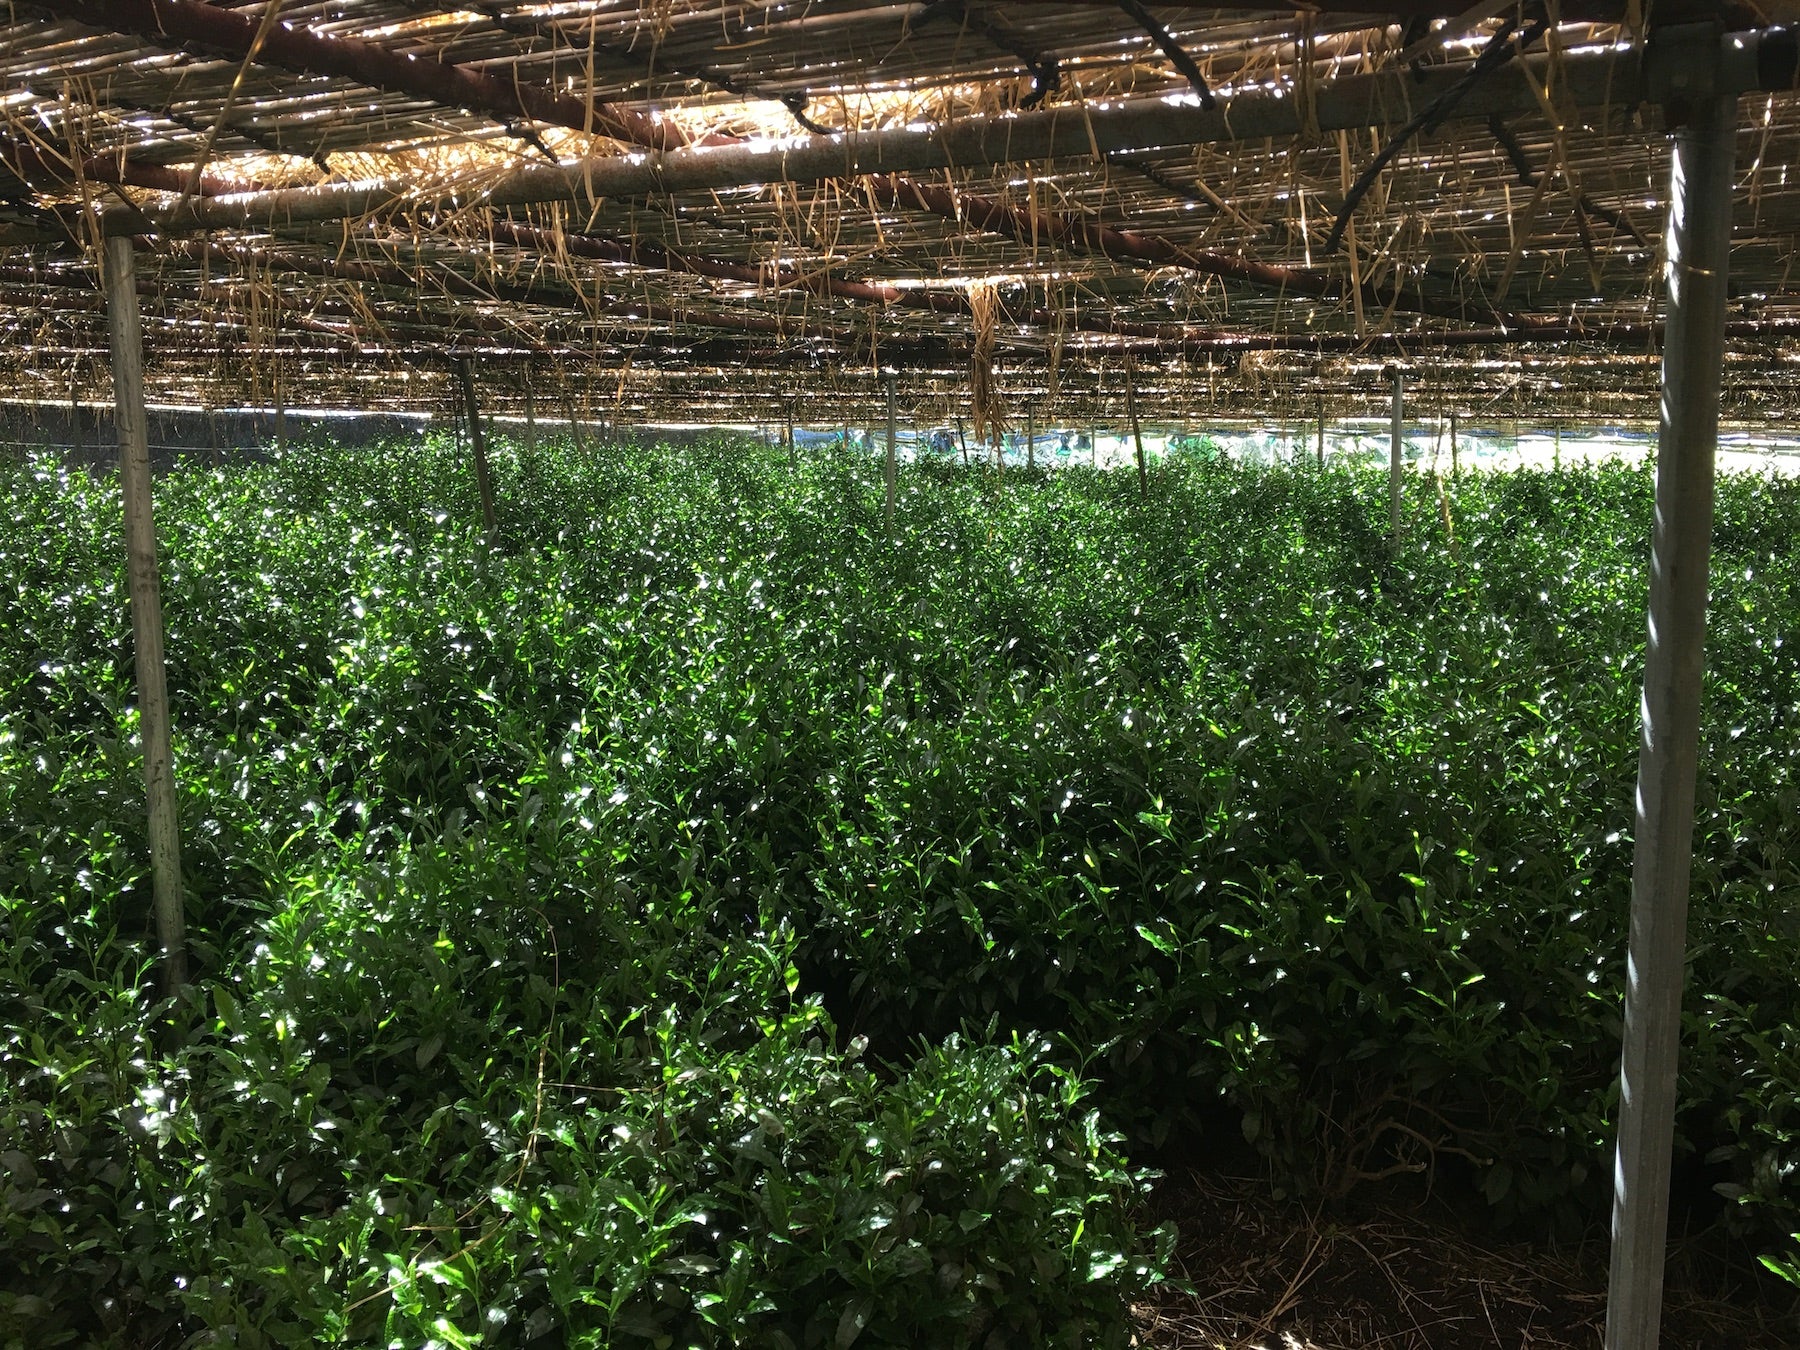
[1026,404,1036,470]
[955,415,970,466]
[1450,408,1459,481]
[1606,82,1738,1350]
[104,235,186,997]
[1126,355,1148,498]
[1316,394,1326,469]
[69,365,84,462]
[1389,367,1405,538]
[455,356,499,537]
[784,403,796,467]
[564,392,587,455]
[884,374,898,536]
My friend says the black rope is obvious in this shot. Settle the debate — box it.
[1324,16,1548,256]
[1117,0,1215,110]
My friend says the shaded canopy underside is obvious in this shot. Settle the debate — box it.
[3,1,1798,427]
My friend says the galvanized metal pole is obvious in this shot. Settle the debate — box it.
[884,374,898,537]
[104,235,186,997]
[1389,368,1405,538]
[1605,89,1739,1350]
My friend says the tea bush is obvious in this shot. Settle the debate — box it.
[3,436,1797,1345]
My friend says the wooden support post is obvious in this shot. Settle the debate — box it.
[1606,87,1738,1350]
[1389,368,1405,538]
[1555,420,1563,471]
[70,366,86,462]
[104,235,185,997]
[1026,405,1035,470]
[884,374,898,537]
[564,393,586,455]
[523,380,537,457]
[1316,395,1326,469]
[1451,409,1459,481]
[784,404,796,467]
[1127,355,1148,498]
[456,357,499,538]
[956,415,970,466]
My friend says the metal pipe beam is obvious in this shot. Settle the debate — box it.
[68,42,1654,240]
[866,173,1527,328]
[45,0,698,152]
[1605,89,1739,1350]
[0,135,244,197]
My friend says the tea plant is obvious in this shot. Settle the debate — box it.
[3,435,1797,1346]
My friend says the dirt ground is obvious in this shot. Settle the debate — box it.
[1133,1170,1799,1350]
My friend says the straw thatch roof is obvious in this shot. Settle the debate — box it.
[2,2,1798,425]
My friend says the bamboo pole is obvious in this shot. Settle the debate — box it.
[456,357,499,538]
[104,235,186,998]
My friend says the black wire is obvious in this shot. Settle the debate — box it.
[916,0,1064,112]
[1020,58,1060,112]
[1117,0,1216,110]
[780,94,831,137]
[1325,17,1549,257]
